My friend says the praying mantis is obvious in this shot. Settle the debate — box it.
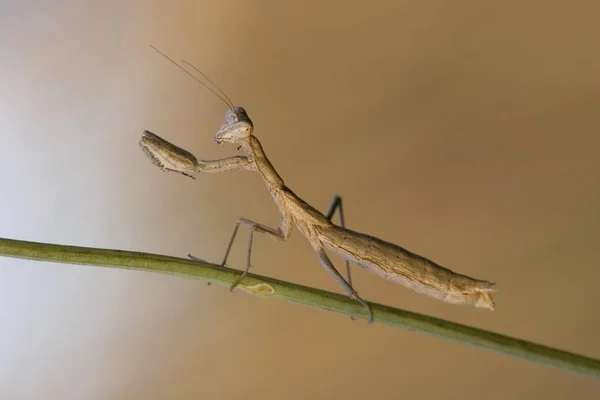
[139,47,496,323]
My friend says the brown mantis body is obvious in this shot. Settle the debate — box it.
[139,48,496,322]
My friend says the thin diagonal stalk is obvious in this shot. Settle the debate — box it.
[1,237,598,379]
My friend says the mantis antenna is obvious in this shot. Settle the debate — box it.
[180,59,235,109]
[149,45,234,110]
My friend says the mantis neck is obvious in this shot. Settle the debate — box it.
[244,136,284,192]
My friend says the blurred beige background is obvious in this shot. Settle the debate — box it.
[1,0,599,398]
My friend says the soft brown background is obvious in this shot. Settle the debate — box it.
[1,0,599,398]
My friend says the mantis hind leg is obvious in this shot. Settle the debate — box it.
[316,248,373,323]
[325,195,365,322]
[324,196,353,289]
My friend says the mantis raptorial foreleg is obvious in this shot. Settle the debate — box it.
[139,130,253,177]
[198,156,253,173]
[324,195,352,287]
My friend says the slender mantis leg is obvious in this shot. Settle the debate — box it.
[324,195,360,321]
[218,216,292,290]
[315,247,373,322]
[324,195,352,287]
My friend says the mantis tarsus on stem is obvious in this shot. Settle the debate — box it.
[140,47,497,323]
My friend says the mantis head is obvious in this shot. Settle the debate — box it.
[215,106,254,145]
[147,46,253,145]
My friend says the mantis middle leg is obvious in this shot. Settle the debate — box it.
[190,216,292,291]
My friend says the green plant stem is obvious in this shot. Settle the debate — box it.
[1,236,598,379]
